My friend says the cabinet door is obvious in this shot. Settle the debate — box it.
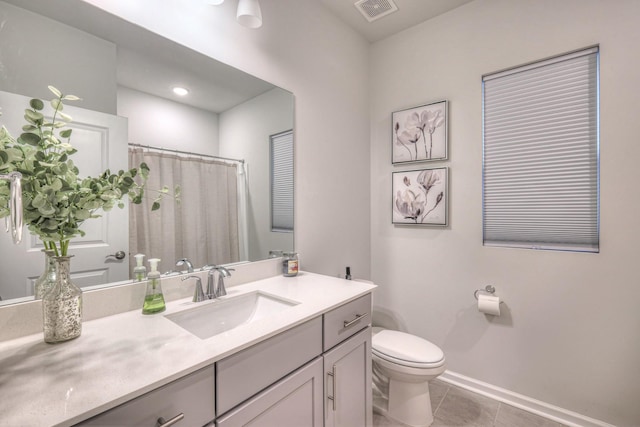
[216,357,323,427]
[324,327,372,427]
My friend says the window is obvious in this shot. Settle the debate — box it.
[270,130,294,232]
[482,47,599,252]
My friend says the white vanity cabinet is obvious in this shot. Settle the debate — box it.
[75,292,373,427]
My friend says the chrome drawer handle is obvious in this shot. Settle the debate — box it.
[343,313,367,329]
[157,413,184,427]
[327,366,337,411]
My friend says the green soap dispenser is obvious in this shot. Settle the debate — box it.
[142,258,166,314]
[133,253,147,282]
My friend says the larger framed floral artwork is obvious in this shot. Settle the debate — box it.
[392,167,448,226]
[392,100,448,164]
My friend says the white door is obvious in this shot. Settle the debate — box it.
[0,90,129,301]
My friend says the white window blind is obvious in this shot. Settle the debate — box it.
[482,47,599,252]
[271,130,294,232]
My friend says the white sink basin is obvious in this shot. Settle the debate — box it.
[165,291,299,339]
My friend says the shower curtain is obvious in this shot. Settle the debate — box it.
[129,147,241,274]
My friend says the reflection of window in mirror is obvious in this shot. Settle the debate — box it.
[270,130,294,232]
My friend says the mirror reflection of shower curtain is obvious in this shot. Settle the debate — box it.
[236,162,249,261]
[129,148,240,274]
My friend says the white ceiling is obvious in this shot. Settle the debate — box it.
[320,0,475,43]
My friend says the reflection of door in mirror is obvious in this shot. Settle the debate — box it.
[0,90,129,301]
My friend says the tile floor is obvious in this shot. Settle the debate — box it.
[373,379,568,427]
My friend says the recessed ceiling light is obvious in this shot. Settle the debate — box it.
[173,87,189,96]
[205,0,224,5]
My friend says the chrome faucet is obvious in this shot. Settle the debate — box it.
[176,258,194,273]
[182,275,206,302]
[207,266,234,299]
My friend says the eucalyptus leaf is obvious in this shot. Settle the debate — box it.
[29,99,44,110]
[50,98,63,111]
[58,112,72,122]
[75,209,91,220]
[50,179,63,191]
[48,86,62,97]
[24,109,43,122]
[32,193,46,208]
[18,132,41,146]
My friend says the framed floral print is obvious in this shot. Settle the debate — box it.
[392,167,448,226]
[392,100,448,164]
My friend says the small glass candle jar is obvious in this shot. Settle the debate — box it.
[282,252,299,277]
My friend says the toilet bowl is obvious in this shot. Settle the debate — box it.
[372,327,445,427]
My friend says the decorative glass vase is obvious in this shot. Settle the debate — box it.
[42,256,82,343]
[34,249,57,299]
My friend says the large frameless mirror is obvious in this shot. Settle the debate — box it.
[0,0,294,305]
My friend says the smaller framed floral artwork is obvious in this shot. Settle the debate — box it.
[392,100,448,164]
[392,167,448,226]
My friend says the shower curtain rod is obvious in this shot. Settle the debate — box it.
[128,143,245,164]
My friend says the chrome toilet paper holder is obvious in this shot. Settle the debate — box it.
[473,285,503,303]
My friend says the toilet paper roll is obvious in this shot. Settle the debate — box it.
[478,294,501,316]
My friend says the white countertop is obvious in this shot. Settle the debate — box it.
[0,272,375,426]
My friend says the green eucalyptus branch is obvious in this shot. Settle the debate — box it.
[1,86,174,256]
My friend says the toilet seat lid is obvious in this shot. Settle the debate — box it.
[372,329,445,368]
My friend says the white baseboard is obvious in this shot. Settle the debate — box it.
[438,371,615,427]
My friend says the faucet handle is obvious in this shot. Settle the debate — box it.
[182,275,206,302]
[216,266,234,277]
[176,258,194,273]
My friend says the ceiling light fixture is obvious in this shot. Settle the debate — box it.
[204,0,225,5]
[172,87,189,96]
[236,0,262,29]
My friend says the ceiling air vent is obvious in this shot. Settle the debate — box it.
[354,0,398,23]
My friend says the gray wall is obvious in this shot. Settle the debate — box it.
[117,86,219,156]
[0,1,116,113]
[219,88,294,261]
[370,1,640,425]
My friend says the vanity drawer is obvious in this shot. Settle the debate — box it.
[323,293,372,351]
[77,365,215,427]
[216,317,323,416]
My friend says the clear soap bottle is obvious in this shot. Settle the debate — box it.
[142,258,166,314]
[133,253,147,282]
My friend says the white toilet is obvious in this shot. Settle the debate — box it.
[372,327,446,427]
